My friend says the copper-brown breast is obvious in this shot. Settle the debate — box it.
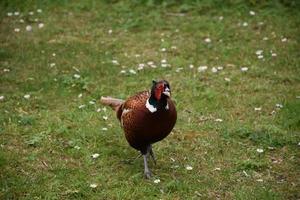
[118,91,177,151]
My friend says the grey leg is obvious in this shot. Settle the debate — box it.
[149,145,157,165]
[143,154,152,179]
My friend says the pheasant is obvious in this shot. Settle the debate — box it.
[100,80,177,178]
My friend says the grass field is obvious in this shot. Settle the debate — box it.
[0,0,300,199]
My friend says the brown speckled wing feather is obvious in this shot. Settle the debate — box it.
[117,91,149,120]
[123,91,150,110]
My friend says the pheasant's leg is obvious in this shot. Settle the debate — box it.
[149,145,157,165]
[143,154,152,179]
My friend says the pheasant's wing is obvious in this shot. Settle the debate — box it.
[116,91,149,120]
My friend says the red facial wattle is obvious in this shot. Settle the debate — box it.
[154,84,164,100]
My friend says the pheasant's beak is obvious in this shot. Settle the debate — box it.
[162,87,171,97]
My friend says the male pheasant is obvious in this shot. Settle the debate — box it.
[100,80,177,178]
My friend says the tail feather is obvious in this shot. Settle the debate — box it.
[100,96,124,111]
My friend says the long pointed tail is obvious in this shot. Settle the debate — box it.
[100,96,124,111]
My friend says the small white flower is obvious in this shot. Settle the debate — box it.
[137,64,145,70]
[256,148,264,153]
[138,63,145,68]
[14,12,20,16]
[242,22,248,27]
[217,66,223,70]
[34,18,39,22]
[92,153,100,159]
[276,103,283,108]
[120,70,126,74]
[74,145,80,150]
[161,48,167,52]
[298,142,300,146]
[90,183,98,188]
[189,64,194,69]
[3,68,10,72]
[78,93,83,98]
[161,59,167,63]
[256,179,263,182]
[24,94,30,99]
[211,67,218,73]
[257,55,264,59]
[96,108,101,112]
[150,64,157,68]
[186,165,193,170]
[50,63,56,68]
[249,11,256,16]
[108,29,112,34]
[224,77,231,82]
[170,157,175,162]
[281,38,287,42]
[204,38,211,43]
[254,107,262,111]
[241,67,248,72]
[198,66,208,72]
[0,96,4,101]
[37,9,42,13]
[102,107,107,112]
[176,68,183,73]
[258,22,264,26]
[102,127,108,131]
[19,19,24,23]
[214,167,221,171]
[129,69,137,74]
[161,63,168,68]
[38,23,44,28]
[255,50,263,55]
[78,104,86,109]
[153,179,161,184]
[7,12,13,16]
[102,116,108,120]
[74,74,80,79]
[147,61,154,65]
[29,11,34,15]
[14,28,20,32]
[78,104,85,109]
[26,25,32,31]
[219,16,224,20]
[112,60,119,65]
[263,37,269,41]
[215,118,223,122]
[89,101,95,105]
[271,110,276,115]
[271,53,277,57]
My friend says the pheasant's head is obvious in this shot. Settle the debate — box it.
[151,80,171,101]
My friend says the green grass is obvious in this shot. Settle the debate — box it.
[1,0,299,199]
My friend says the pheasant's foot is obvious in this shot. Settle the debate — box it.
[144,170,152,179]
